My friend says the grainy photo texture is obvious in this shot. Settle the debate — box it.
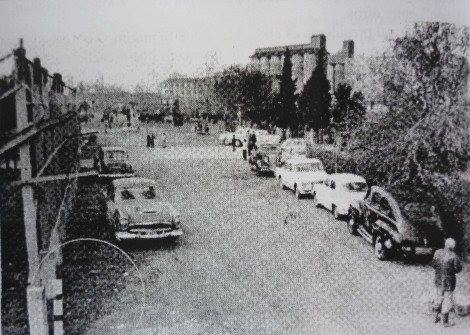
[1,0,470,334]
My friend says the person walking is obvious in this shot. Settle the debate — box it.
[432,238,462,327]
[231,134,236,152]
[162,132,167,148]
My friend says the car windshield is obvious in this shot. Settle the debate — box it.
[119,186,159,200]
[293,162,323,172]
[346,182,368,192]
[105,151,126,162]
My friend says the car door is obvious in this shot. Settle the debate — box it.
[364,191,381,234]
[375,197,400,241]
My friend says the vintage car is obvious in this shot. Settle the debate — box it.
[313,173,368,219]
[105,177,183,241]
[249,143,280,175]
[277,157,328,198]
[348,186,442,260]
[279,138,307,163]
[98,146,134,177]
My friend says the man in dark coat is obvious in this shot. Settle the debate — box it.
[432,238,462,326]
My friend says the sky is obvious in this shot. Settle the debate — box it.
[0,0,468,90]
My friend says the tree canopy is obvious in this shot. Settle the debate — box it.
[274,48,298,132]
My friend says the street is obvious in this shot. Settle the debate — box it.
[76,124,469,335]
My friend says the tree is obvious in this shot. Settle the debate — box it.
[275,48,298,134]
[213,65,273,126]
[299,47,331,142]
[331,83,366,148]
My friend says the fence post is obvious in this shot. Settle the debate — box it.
[15,41,49,335]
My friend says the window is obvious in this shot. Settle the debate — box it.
[346,182,368,192]
[370,192,381,207]
[379,198,395,221]
[121,189,135,200]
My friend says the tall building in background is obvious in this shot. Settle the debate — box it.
[249,34,355,93]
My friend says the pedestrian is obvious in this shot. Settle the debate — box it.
[162,132,167,148]
[150,133,155,148]
[432,237,462,327]
[242,138,248,160]
[146,134,151,148]
[231,134,236,152]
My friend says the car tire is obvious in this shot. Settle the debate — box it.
[374,236,388,261]
[222,138,227,146]
[347,216,357,235]
[332,205,339,219]
[312,193,320,207]
[295,186,302,199]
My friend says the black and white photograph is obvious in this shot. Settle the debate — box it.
[1,0,470,334]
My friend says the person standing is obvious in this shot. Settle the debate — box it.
[432,238,462,327]
[231,134,236,152]
[162,132,167,148]
[242,138,248,160]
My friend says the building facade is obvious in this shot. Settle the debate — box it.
[249,34,355,92]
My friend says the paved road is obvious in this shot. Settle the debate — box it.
[84,124,469,335]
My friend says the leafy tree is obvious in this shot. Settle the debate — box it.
[299,47,331,142]
[213,65,272,126]
[331,83,366,147]
[275,48,298,133]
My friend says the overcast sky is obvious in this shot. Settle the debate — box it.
[0,0,468,90]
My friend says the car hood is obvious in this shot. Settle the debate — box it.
[295,171,328,182]
[120,199,177,224]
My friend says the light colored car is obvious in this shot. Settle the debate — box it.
[279,138,307,163]
[313,173,368,219]
[277,157,327,198]
[105,177,182,241]
[98,146,134,178]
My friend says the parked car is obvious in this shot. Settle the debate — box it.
[98,146,134,177]
[277,157,327,198]
[105,177,183,241]
[313,173,368,219]
[348,186,442,260]
[279,138,307,163]
[249,143,280,175]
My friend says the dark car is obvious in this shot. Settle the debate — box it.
[98,146,134,177]
[249,144,280,175]
[348,186,443,260]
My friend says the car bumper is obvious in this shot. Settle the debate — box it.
[402,246,433,256]
[297,188,314,195]
[116,229,183,240]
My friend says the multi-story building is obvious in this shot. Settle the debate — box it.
[249,34,354,92]
[158,74,216,115]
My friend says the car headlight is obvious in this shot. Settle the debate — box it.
[172,214,181,228]
[384,239,393,249]
[120,214,131,230]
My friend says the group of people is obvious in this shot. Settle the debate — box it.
[233,130,258,161]
[146,132,167,148]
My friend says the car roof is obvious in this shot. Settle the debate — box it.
[330,173,366,183]
[112,177,157,188]
[102,146,127,152]
[286,157,322,164]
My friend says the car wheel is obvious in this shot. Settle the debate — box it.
[222,138,227,145]
[347,216,357,235]
[295,186,302,199]
[235,139,242,147]
[374,237,388,261]
[312,193,320,207]
[332,205,339,219]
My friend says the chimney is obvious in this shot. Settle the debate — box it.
[342,40,354,58]
[311,34,326,49]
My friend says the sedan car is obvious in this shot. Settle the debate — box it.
[249,143,280,175]
[313,173,368,219]
[105,177,183,241]
[98,146,134,178]
[277,157,327,198]
[348,186,442,260]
